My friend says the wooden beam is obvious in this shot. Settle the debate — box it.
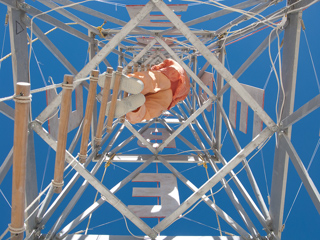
[95,67,113,146]
[79,70,99,163]
[106,66,122,133]
[53,75,74,193]
[10,82,31,240]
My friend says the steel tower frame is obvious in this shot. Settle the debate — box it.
[0,0,319,239]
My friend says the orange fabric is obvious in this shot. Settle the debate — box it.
[151,59,190,109]
[126,59,190,124]
[126,72,172,124]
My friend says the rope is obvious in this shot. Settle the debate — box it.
[263,53,279,90]
[182,216,234,236]
[40,147,51,192]
[90,76,99,82]
[303,28,320,93]
[180,164,198,173]
[31,47,47,87]
[51,180,64,188]
[0,95,14,103]
[112,163,131,173]
[0,189,11,208]
[122,214,145,239]
[13,95,32,104]
[77,217,122,233]
[0,19,8,72]
[61,83,74,90]
[8,224,25,235]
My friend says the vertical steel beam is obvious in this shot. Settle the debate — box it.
[25,130,39,235]
[215,46,225,151]
[8,5,29,89]
[269,1,302,237]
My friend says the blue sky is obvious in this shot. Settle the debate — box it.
[0,0,320,239]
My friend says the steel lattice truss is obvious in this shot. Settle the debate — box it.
[0,0,319,239]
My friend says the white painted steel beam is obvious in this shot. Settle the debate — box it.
[186,120,259,238]
[123,38,157,72]
[213,150,270,231]
[124,121,157,154]
[94,154,202,163]
[153,0,277,133]
[279,134,320,214]
[36,2,154,124]
[154,128,274,233]
[8,5,29,88]
[46,156,106,239]
[159,157,252,239]
[25,131,39,234]
[281,94,320,129]
[0,148,13,185]
[269,4,303,237]
[159,119,203,152]
[110,120,154,154]
[207,7,285,51]
[64,234,245,240]
[216,101,270,220]
[215,1,273,37]
[0,102,15,120]
[217,28,280,99]
[157,99,213,152]
[20,5,91,42]
[162,0,263,34]
[36,125,114,226]
[53,0,151,35]
[31,122,157,239]
[37,0,100,35]
[27,21,78,75]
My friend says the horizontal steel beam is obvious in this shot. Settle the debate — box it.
[64,234,245,240]
[92,154,203,163]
